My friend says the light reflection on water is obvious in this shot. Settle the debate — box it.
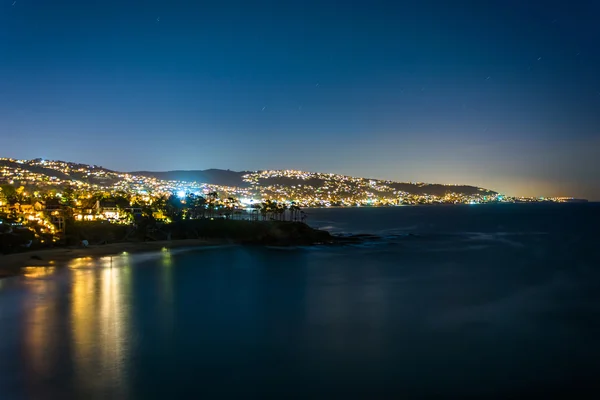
[69,256,101,270]
[70,257,132,397]
[23,275,58,385]
[0,205,599,398]
[158,249,175,345]
[0,253,140,399]
[22,266,56,279]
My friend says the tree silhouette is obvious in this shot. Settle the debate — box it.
[289,202,302,222]
[277,202,287,221]
[61,186,76,207]
[0,184,16,202]
[207,192,219,218]
[164,194,184,221]
[186,193,207,219]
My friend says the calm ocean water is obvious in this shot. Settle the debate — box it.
[1,204,599,398]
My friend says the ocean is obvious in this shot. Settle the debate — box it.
[1,204,599,398]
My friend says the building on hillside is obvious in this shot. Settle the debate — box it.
[17,203,45,223]
[45,199,65,232]
[152,210,167,221]
[9,201,21,214]
[73,206,98,221]
[0,201,10,214]
[96,200,120,220]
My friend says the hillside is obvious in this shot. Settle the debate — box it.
[0,158,121,186]
[1,157,506,205]
[133,169,496,197]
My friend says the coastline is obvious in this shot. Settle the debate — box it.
[0,220,345,280]
[0,239,229,279]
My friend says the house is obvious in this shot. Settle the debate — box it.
[44,199,65,231]
[73,206,98,221]
[9,201,21,214]
[33,201,44,212]
[72,198,99,221]
[96,200,120,220]
[18,203,44,223]
[153,210,167,221]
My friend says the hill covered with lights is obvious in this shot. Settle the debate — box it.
[0,157,581,205]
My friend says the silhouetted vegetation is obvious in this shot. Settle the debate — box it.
[57,219,331,247]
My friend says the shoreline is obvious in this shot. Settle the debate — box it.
[0,239,229,279]
[0,220,371,280]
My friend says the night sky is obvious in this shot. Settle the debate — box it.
[1,1,599,199]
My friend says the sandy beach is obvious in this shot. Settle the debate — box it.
[0,239,230,279]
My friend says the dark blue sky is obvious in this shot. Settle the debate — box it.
[1,1,599,199]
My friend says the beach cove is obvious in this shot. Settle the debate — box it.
[0,239,228,278]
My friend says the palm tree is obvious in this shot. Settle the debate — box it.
[259,201,269,221]
[265,200,278,220]
[250,204,261,221]
[289,202,301,222]
[227,197,243,219]
[223,197,234,219]
[277,203,287,221]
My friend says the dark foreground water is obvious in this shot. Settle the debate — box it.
[1,204,600,399]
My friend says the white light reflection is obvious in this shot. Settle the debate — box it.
[160,248,175,341]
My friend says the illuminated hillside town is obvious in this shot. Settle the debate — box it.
[0,157,582,242]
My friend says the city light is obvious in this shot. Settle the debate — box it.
[0,157,581,239]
